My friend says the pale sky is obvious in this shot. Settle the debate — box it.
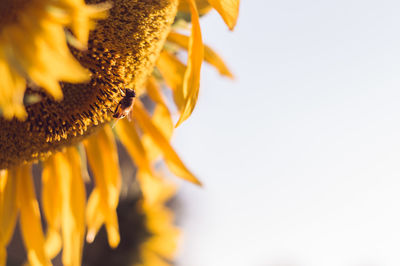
[173,1,400,266]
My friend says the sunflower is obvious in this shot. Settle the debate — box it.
[0,0,239,265]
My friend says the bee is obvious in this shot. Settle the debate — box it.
[113,88,136,120]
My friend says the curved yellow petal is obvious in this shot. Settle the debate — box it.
[208,0,240,30]
[146,77,170,111]
[0,247,4,266]
[0,50,27,120]
[142,105,174,162]
[176,0,204,127]
[44,229,62,260]
[137,171,177,206]
[4,20,90,100]
[134,101,202,186]
[60,1,111,46]
[137,174,180,266]
[65,147,86,266]
[115,118,154,175]
[167,32,234,78]
[156,50,186,110]
[178,0,213,15]
[139,249,170,266]
[15,164,51,266]
[142,78,174,161]
[84,125,121,248]
[0,170,18,265]
[85,190,105,243]
[143,206,180,259]
[52,148,86,266]
[42,155,63,259]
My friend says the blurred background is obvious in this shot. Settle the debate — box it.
[173,1,400,265]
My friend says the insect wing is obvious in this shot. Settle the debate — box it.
[113,102,125,119]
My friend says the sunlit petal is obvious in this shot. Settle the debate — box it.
[134,101,202,185]
[142,105,174,162]
[139,249,171,266]
[156,50,186,110]
[142,78,174,161]
[84,125,121,248]
[178,0,213,15]
[137,171,176,206]
[0,52,27,119]
[176,0,204,127]
[85,190,105,243]
[167,32,234,78]
[143,205,180,259]
[137,174,180,266]
[146,77,170,111]
[52,148,86,266]
[59,1,111,46]
[42,155,63,258]
[0,170,18,265]
[115,118,154,175]
[16,164,51,266]
[208,0,240,30]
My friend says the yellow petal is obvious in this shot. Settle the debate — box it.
[208,0,240,30]
[66,2,111,46]
[136,172,180,265]
[144,205,176,235]
[42,155,63,258]
[146,77,170,110]
[52,148,86,266]
[139,200,180,265]
[151,105,174,141]
[141,105,174,162]
[141,187,180,260]
[4,14,90,100]
[0,50,27,120]
[84,125,121,248]
[115,118,154,175]
[143,206,180,259]
[139,249,171,266]
[143,79,174,161]
[44,228,62,260]
[0,247,5,266]
[137,171,177,206]
[0,170,18,265]
[176,0,204,127]
[85,189,105,243]
[178,0,213,15]
[156,50,186,110]
[42,156,62,228]
[167,32,234,78]
[134,101,202,186]
[65,148,87,266]
[15,164,51,266]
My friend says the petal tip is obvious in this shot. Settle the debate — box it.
[86,231,96,243]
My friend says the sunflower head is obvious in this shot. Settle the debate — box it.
[0,0,240,265]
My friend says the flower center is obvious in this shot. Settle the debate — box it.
[0,0,30,26]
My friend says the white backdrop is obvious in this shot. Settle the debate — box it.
[173,1,400,265]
